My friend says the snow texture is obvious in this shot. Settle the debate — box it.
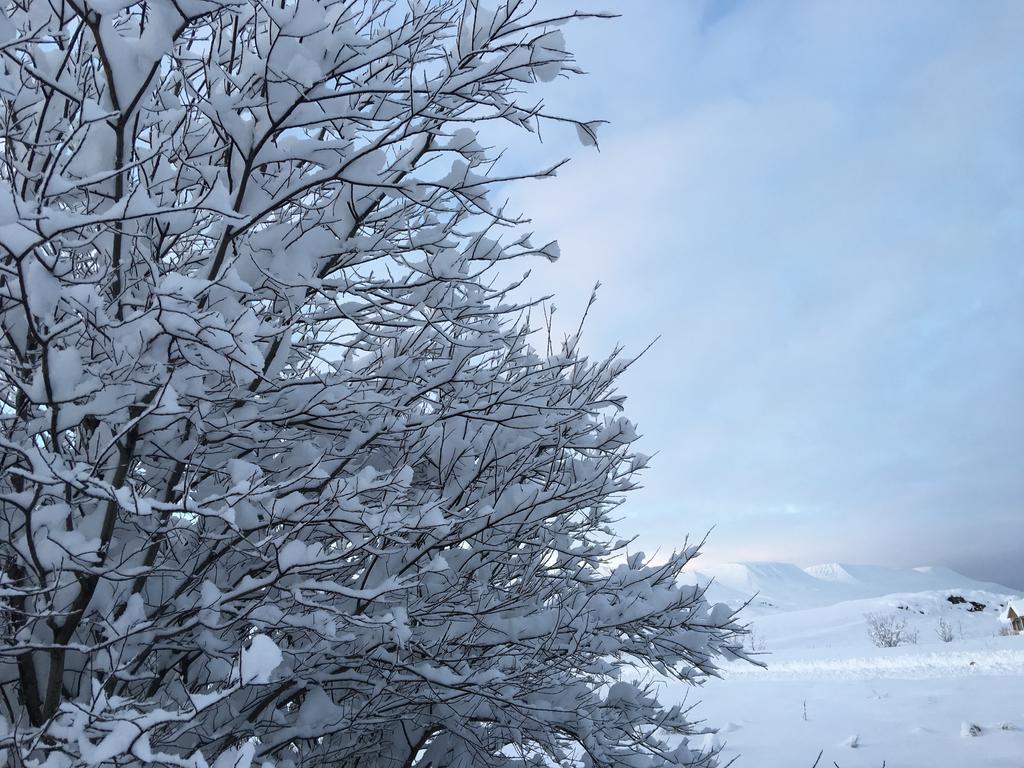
[662,563,1024,767]
[241,636,283,685]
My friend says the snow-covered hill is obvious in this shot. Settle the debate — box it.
[660,561,1024,767]
[684,561,1014,613]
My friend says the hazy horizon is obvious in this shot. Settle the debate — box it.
[687,555,1023,592]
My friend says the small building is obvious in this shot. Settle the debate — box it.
[1004,603,1024,634]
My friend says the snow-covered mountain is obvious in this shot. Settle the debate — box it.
[805,563,1010,595]
[684,561,1014,612]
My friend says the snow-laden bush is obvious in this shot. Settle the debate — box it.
[865,612,919,648]
[0,2,747,766]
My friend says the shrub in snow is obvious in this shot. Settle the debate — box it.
[865,612,919,648]
[936,617,955,643]
[961,722,983,738]
[0,2,747,767]
[746,629,767,653]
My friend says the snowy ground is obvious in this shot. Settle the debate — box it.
[664,563,1024,767]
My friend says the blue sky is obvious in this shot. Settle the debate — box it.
[502,1,1024,587]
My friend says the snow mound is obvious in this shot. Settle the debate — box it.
[725,639,1024,680]
[804,562,860,584]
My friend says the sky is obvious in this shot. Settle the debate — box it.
[498,1,1024,588]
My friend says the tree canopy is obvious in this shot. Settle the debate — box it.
[0,1,745,766]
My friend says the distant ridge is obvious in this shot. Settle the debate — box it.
[804,562,1012,595]
[683,561,1015,612]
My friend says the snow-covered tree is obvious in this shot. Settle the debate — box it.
[0,1,745,766]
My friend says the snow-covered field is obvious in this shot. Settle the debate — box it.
[667,563,1024,767]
